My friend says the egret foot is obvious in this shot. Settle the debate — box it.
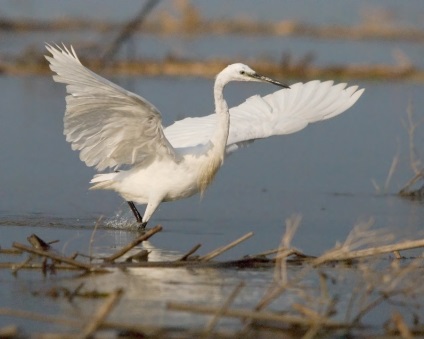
[127,201,143,224]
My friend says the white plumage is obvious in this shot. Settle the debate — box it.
[46,44,364,228]
[165,80,362,152]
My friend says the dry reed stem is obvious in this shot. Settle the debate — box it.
[79,288,123,338]
[274,248,305,261]
[347,258,424,325]
[294,278,338,339]
[302,324,321,339]
[94,259,271,269]
[404,100,422,175]
[313,238,424,265]
[252,217,424,333]
[246,247,311,260]
[0,307,165,337]
[378,259,423,299]
[399,171,424,195]
[204,282,245,333]
[292,303,322,320]
[101,0,159,62]
[31,332,77,339]
[318,272,330,301]
[246,218,329,336]
[0,248,21,255]
[3,219,424,337]
[339,218,383,250]
[352,289,406,325]
[400,101,424,194]
[248,248,280,257]
[275,215,302,284]
[167,302,349,328]
[254,272,291,312]
[27,234,52,250]
[0,262,82,270]
[293,303,326,339]
[0,325,18,338]
[280,248,312,259]
[372,152,400,194]
[254,216,308,313]
[88,217,102,262]
[103,225,162,262]
[12,242,105,272]
[198,232,254,262]
[0,308,81,328]
[11,256,33,274]
[392,312,413,339]
[177,243,202,261]
[384,153,400,192]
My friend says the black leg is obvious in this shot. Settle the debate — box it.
[127,201,143,224]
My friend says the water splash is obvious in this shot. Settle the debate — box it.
[103,217,140,230]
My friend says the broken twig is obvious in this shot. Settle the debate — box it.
[79,288,123,338]
[167,302,349,328]
[27,234,52,251]
[177,243,202,261]
[199,232,254,262]
[205,281,245,333]
[103,225,162,262]
[313,238,424,265]
[12,242,105,272]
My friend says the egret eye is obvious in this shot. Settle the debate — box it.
[240,70,245,75]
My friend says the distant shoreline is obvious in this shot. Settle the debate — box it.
[1,54,421,82]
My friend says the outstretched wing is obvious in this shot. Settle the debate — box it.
[164,80,364,153]
[46,44,177,171]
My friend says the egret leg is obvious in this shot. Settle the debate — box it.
[140,199,161,229]
[127,201,143,224]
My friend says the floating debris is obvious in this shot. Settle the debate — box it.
[1,217,424,337]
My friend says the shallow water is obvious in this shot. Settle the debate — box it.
[1,76,424,250]
[1,1,424,335]
[1,74,424,334]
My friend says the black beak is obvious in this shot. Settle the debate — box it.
[251,73,290,88]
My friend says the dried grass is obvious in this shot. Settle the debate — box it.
[1,216,424,337]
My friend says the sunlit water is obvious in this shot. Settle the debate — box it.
[1,73,424,334]
[2,76,424,247]
[1,2,424,334]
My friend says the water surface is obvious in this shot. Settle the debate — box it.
[1,1,424,335]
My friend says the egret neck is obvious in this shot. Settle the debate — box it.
[197,72,230,194]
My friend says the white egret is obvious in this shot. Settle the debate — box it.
[46,45,364,228]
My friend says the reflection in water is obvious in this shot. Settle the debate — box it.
[68,236,274,329]
[1,216,423,333]
[63,230,280,329]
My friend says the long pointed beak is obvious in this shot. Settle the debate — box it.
[251,73,290,88]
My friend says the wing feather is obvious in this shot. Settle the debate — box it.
[164,80,364,153]
[46,44,177,171]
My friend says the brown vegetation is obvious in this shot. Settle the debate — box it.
[1,216,424,337]
[1,53,421,83]
[2,3,424,43]
[1,2,424,81]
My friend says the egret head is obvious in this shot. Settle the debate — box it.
[219,63,290,88]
